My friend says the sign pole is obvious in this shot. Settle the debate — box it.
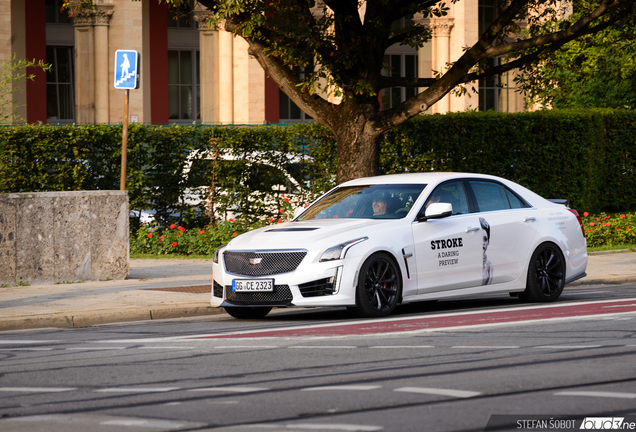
[120,89,129,191]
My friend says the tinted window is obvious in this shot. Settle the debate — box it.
[298,184,426,220]
[470,180,510,212]
[506,188,527,209]
[422,181,469,215]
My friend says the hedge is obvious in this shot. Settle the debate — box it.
[1,109,634,229]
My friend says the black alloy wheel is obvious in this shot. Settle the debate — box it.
[520,243,565,302]
[350,253,401,317]
[224,306,272,319]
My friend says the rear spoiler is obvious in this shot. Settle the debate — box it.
[547,199,569,207]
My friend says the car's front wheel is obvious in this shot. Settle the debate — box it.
[520,243,565,302]
[224,306,272,319]
[350,252,401,318]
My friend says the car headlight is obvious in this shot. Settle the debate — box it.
[213,244,227,264]
[320,237,368,262]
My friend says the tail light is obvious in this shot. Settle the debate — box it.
[568,209,585,238]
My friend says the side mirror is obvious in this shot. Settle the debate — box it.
[417,202,453,221]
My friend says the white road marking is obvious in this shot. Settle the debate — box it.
[555,391,636,399]
[451,346,520,349]
[301,385,382,391]
[95,387,179,393]
[100,419,186,428]
[0,341,58,344]
[0,387,76,392]
[289,346,357,349]
[139,346,195,349]
[214,346,279,349]
[68,347,127,350]
[369,345,434,349]
[534,345,602,349]
[0,348,54,351]
[394,387,481,398]
[188,387,268,393]
[248,424,383,431]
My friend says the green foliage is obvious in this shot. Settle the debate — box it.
[381,109,636,213]
[516,1,636,109]
[581,211,636,247]
[0,54,51,125]
[2,110,635,227]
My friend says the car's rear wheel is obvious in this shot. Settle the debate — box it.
[224,306,272,319]
[350,253,401,318]
[520,243,565,302]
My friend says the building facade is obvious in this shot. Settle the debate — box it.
[1,0,524,126]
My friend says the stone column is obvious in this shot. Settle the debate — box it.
[94,3,114,124]
[193,4,218,124]
[73,9,96,124]
[432,18,454,113]
[218,28,234,124]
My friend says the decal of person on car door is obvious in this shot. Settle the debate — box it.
[480,217,493,285]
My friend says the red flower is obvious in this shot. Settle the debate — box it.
[281,194,285,198]
[229,218,234,222]
[160,236,164,240]
[177,233,180,236]
[232,231,238,237]
[590,222,595,226]
[147,233,152,238]
[171,242,177,247]
[278,219,283,223]
[596,218,601,222]
[587,229,592,232]
[604,215,610,220]
[268,217,274,222]
[170,224,176,229]
[284,198,289,203]
[178,226,185,232]
[279,208,284,213]
[304,204,308,208]
[583,212,589,217]
[620,214,626,218]
[199,230,205,234]
[627,227,630,231]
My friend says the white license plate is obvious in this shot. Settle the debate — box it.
[232,279,274,292]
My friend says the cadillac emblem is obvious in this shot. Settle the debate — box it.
[249,258,262,265]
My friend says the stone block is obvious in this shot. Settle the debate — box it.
[0,191,129,286]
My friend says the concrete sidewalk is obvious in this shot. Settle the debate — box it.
[1,252,635,332]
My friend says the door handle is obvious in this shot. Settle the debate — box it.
[524,217,537,222]
[466,227,480,233]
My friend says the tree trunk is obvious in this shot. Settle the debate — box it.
[333,108,383,184]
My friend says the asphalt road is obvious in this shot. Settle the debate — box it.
[1,283,636,432]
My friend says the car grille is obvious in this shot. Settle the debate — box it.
[223,251,307,276]
[299,278,334,297]
[224,285,293,305]
[213,281,223,298]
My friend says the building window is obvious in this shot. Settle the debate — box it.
[46,46,74,123]
[279,66,313,123]
[168,50,200,122]
[478,0,522,112]
[381,54,418,110]
[46,0,72,24]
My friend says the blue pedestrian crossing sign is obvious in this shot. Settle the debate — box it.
[114,50,140,90]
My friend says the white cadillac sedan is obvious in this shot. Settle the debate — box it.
[211,173,588,319]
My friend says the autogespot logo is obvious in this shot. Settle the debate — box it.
[580,418,627,430]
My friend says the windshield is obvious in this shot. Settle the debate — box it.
[297,184,427,220]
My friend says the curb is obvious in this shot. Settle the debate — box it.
[569,275,636,286]
[0,306,226,332]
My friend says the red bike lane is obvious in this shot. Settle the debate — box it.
[189,299,636,339]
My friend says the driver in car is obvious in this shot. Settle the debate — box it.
[372,193,389,215]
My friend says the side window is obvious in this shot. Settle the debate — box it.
[422,181,470,215]
[506,188,528,209]
[469,181,510,212]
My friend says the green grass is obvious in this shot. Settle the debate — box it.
[130,253,213,260]
[587,243,636,253]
